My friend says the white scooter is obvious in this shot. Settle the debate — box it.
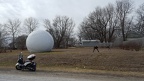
[15,52,36,71]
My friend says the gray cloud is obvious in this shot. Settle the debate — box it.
[0,0,143,28]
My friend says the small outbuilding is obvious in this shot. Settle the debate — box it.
[81,40,100,47]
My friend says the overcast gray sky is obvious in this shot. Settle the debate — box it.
[0,0,144,30]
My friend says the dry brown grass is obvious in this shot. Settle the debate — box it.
[0,47,144,74]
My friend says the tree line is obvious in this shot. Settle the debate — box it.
[0,16,76,52]
[78,0,144,43]
[0,0,144,52]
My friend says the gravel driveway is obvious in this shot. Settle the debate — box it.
[0,70,144,81]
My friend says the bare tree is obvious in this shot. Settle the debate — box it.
[116,0,133,41]
[5,19,21,49]
[79,7,108,42]
[15,35,27,50]
[106,4,118,42]
[43,19,51,29]
[43,19,54,34]
[79,4,117,43]
[23,17,39,34]
[44,16,75,48]
[135,3,144,36]
[89,7,107,42]
[0,24,9,52]
[79,19,98,40]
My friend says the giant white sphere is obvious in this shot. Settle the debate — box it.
[26,30,54,53]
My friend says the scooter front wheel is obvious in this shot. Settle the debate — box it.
[30,65,36,71]
[15,65,21,70]
[32,65,36,71]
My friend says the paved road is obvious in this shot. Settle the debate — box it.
[0,70,144,81]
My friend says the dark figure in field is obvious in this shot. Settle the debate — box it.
[93,46,99,52]
[106,45,111,50]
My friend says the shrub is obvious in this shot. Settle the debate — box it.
[120,40,142,51]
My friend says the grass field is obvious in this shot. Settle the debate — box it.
[1,47,144,76]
